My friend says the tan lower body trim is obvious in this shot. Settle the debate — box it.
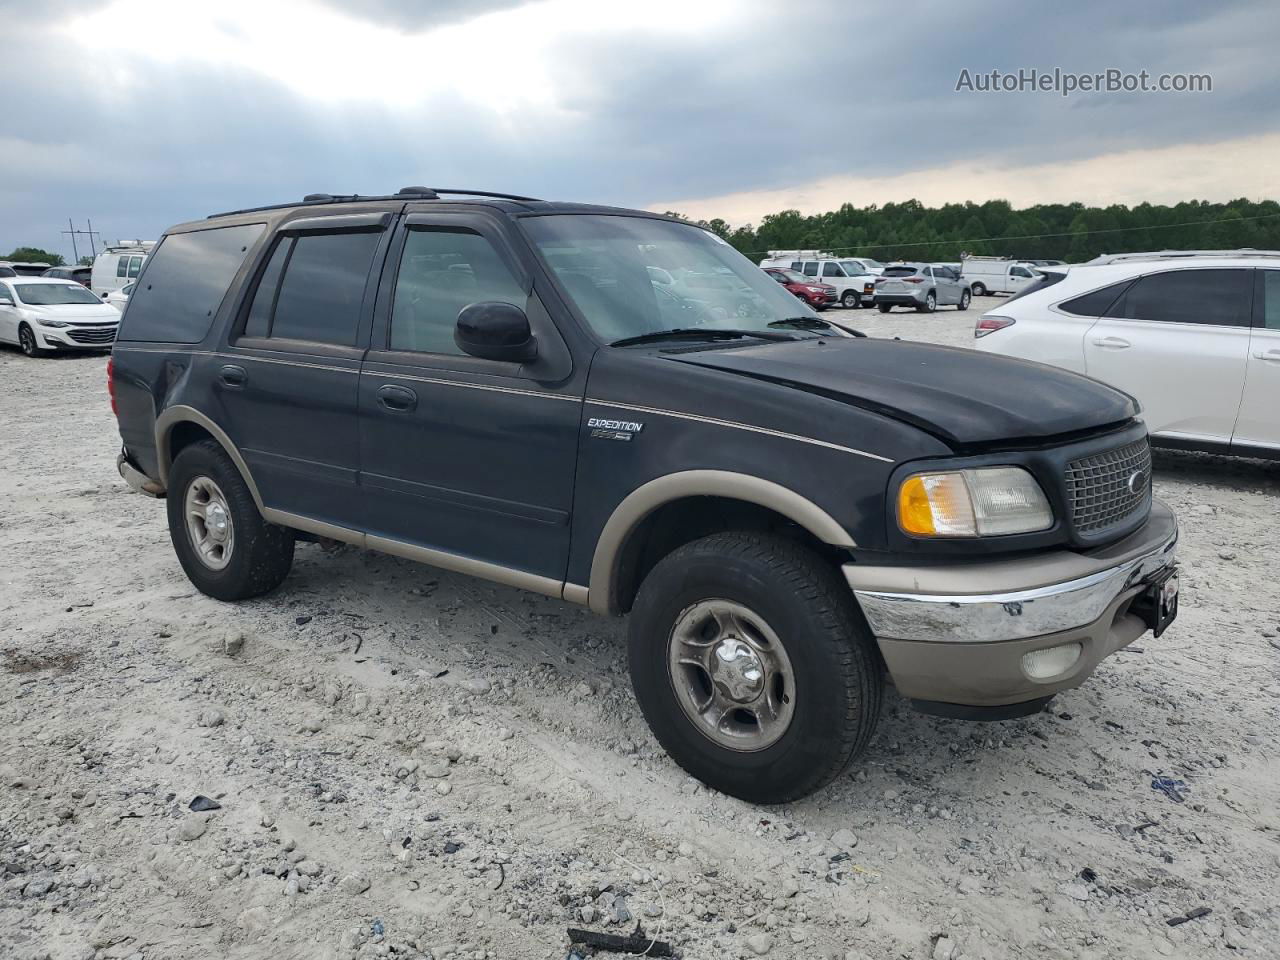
[261,508,589,605]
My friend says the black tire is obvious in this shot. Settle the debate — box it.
[957,289,971,311]
[971,282,987,297]
[814,304,827,312]
[877,303,892,314]
[916,291,937,313]
[18,324,45,357]
[628,532,883,804]
[840,290,859,309]
[167,439,295,601]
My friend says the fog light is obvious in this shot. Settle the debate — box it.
[1021,642,1082,680]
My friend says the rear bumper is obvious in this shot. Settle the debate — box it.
[117,450,165,498]
[873,293,925,306]
[844,500,1177,708]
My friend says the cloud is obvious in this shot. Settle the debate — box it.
[650,132,1280,226]
[0,0,1276,259]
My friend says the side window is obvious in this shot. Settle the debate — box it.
[389,228,526,355]
[116,256,128,279]
[127,256,143,278]
[242,237,291,339]
[1261,271,1280,330]
[1114,269,1252,327]
[118,223,265,344]
[246,230,380,346]
[1010,266,1032,279]
[821,262,844,278]
[1059,280,1133,317]
[789,261,802,271]
[802,262,818,276]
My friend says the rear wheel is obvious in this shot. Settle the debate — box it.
[916,291,937,313]
[18,324,45,358]
[971,282,987,297]
[840,290,859,309]
[628,532,883,804]
[957,289,971,311]
[877,304,892,314]
[167,439,295,601]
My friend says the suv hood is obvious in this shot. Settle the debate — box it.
[668,337,1136,445]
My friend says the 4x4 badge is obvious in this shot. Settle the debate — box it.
[588,417,644,442]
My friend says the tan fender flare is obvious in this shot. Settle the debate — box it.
[154,405,265,511]
[587,470,856,615]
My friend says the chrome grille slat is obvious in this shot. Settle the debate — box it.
[1064,438,1151,534]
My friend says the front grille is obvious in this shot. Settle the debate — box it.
[1064,438,1152,534]
[66,327,117,345]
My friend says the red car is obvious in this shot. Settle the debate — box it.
[762,267,837,310]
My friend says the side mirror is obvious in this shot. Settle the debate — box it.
[454,301,537,363]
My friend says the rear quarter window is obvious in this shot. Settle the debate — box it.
[1058,279,1134,317]
[118,223,264,343]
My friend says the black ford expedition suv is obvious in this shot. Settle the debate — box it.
[112,187,1179,803]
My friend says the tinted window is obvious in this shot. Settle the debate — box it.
[1261,271,1280,330]
[802,262,818,276]
[128,256,143,278]
[0,267,15,277]
[242,238,291,339]
[390,228,526,355]
[268,231,380,345]
[821,262,844,277]
[1113,269,1252,327]
[116,256,128,278]
[1059,279,1133,317]
[883,266,918,277]
[1010,266,1034,278]
[118,224,264,343]
[789,261,801,271]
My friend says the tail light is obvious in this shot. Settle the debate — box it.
[975,315,1015,338]
[902,277,924,284]
[107,356,117,415]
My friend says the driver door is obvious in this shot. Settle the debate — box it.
[357,213,583,583]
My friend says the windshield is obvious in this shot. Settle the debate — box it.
[15,283,102,305]
[522,215,824,342]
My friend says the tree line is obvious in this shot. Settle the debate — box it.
[673,197,1280,264]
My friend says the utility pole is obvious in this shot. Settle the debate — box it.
[61,219,102,263]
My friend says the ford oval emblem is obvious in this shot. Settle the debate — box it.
[1126,469,1147,495]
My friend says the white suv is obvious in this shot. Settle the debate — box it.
[974,250,1280,457]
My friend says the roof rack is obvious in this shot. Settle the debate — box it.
[208,186,542,219]
[1086,249,1280,265]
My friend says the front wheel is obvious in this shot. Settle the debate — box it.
[957,289,971,311]
[18,324,45,358]
[840,290,859,309]
[167,439,295,601]
[877,303,892,314]
[628,532,883,804]
[971,282,987,297]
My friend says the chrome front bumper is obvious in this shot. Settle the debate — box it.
[845,500,1178,644]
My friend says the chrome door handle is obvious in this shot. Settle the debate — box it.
[1253,349,1280,361]
[218,364,248,387]
[1091,336,1131,349]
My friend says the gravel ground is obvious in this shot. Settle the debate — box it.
[1,298,1277,960]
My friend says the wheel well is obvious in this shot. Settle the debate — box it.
[612,496,847,614]
[166,420,216,470]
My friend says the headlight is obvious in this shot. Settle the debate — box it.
[897,466,1052,537]
[38,318,70,328]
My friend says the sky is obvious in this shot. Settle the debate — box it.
[1,0,1277,260]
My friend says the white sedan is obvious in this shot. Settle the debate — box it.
[973,252,1279,458]
[105,281,134,312]
[0,277,121,357]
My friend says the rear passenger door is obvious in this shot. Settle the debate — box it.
[217,212,392,531]
[358,213,582,585]
[1232,269,1280,452]
[1083,268,1252,442]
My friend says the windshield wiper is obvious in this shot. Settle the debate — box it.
[610,327,797,347]
[769,316,868,338]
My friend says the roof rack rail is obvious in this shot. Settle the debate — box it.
[208,187,542,219]
[1086,249,1280,264]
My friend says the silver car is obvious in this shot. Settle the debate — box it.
[873,262,971,313]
